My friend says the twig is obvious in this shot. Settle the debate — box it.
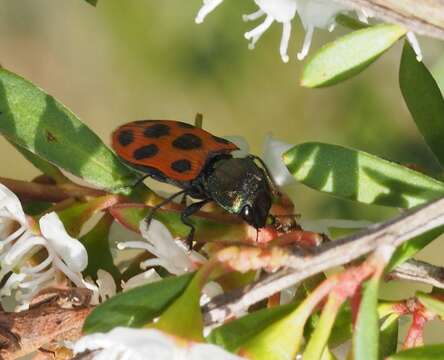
[203,196,444,325]
[337,0,444,40]
[0,288,92,360]
[388,259,444,289]
[0,177,106,202]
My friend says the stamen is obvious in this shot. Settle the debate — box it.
[243,9,265,22]
[245,15,274,50]
[195,0,224,24]
[406,32,423,61]
[280,21,292,63]
[297,26,314,60]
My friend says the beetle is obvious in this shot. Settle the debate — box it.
[112,119,276,244]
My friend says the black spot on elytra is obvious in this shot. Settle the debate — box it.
[118,130,134,146]
[46,131,57,142]
[171,159,192,173]
[212,135,229,145]
[143,123,170,138]
[133,144,159,160]
[172,133,202,150]
[177,121,194,129]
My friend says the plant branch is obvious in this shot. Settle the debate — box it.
[203,196,444,325]
[336,0,444,40]
[0,288,92,360]
[387,259,444,289]
[0,177,107,202]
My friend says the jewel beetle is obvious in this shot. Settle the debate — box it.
[112,119,275,243]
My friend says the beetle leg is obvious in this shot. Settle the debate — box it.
[181,199,212,249]
[145,190,187,227]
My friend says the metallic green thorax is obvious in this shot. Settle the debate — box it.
[206,157,272,228]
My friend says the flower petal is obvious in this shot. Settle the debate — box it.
[39,212,88,272]
[0,183,26,225]
[262,134,294,187]
[123,269,162,291]
[73,328,177,360]
[139,219,194,274]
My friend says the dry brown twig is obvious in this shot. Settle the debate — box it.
[0,288,92,360]
[388,258,444,289]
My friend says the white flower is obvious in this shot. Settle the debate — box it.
[261,134,294,187]
[122,268,162,291]
[0,183,27,252]
[243,0,298,63]
[73,327,244,360]
[295,0,351,59]
[88,269,117,305]
[117,219,206,275]
[0,183,92,310]
[195,0,381,62]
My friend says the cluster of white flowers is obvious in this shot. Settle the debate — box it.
[0,183,94,311]
[118,218,207,275]
[73,327,244,360]
[196,0,422,62]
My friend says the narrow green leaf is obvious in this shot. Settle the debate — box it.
[153,268,209,341]
[303,294,342,360]
[379,317,399,358]
[0,68,140,194]
[301,24,406,88]
[388,344,444,360]
[400,42,444,167]
[110,203,247,242]
[353,275,381,360]
[416,291,444,317]
[283,142,444,208]
[208,302,296,352]
[83,273,194,333]
[12,141,69,183]
[387,226,444,270]
[81,214,120,281]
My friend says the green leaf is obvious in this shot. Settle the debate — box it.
[57,196,119,237]
[85,0,98,6]
[153,268,209,341]
[83,272,194,333]
[208,302,296,352]
[400,41,444,167]
[283,142,444,208]
[81,214,120,281]
[416,291,444,317]
[11,141,69,184]
[0,68,140,194]
[387,345,444,360]
[353,275,381,360]
[303,294,342,360]
[301,24,406,88]
[239,291,318,359]
[387,226,444,270]
[110,203,247,242]
[379,317,399,358]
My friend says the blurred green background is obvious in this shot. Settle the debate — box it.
[0,0,444,342]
